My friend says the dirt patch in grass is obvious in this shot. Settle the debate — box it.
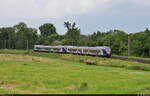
[0,81,15,91]
[0,54,51,63]
[0,84,13,89]
[66,85,77,91]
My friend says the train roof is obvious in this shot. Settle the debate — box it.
[34,45,110,49]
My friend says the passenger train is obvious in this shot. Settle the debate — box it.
[34,45,112,57]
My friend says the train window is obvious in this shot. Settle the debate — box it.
[53,48,61,51]
[89,49,97,53]
[36,47,43,50]
[105,48,111,51]
[68,48,77,52]
[83,49,88,52]
[72,49,78,52]
[68,49,73,52]
[78,49,82,53]
[44,48,51,50]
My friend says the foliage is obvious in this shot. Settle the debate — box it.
[0,22,150,58]
[38,23,58,45]
[130,29,150,57]
[0,22,38,49]
[39,23,57,37]
[63,22,81,46]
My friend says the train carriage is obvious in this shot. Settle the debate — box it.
[51,46,63,53]
[88,47,103,56]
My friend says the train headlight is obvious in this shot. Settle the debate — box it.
[107,51,111,54]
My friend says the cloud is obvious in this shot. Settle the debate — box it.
[0,0,150,19]
[0,0,110,19]
[111,0,150,7]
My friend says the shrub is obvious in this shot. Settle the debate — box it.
[128,65,150,71]
[84,60,96,65]
[78,82,88,91]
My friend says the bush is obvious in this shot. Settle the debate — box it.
[84,60,96,65]
[128,65,150,71]
[78,82,88,91]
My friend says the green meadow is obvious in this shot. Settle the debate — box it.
[0,50,150,94]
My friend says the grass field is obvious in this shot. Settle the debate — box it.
[0,50,150,94]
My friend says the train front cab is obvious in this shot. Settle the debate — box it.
[102,47,111,57]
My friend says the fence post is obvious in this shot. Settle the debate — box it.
[4,40,7,49]
[72,40,74,46]
[8,39,10,49]
[27,40,29,51]
[128,35,130,57]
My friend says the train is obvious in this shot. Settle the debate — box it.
[34,45,112,57]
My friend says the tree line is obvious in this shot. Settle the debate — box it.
[0,22,150,57]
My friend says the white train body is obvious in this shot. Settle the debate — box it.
[34,45,111,57]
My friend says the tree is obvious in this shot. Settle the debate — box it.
[39,23,57,37]
[102,30,128,55]
[13,22,38,49]
[0,27,15,49]
[87,31,104,46]
[130,28,150,57]
[64,22,81,46]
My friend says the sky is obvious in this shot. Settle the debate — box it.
[0,0,150,35]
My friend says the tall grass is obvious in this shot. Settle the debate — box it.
[0,49,150,71]
[0,50,150,93]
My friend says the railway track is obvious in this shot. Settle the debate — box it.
[70,54,150,64]
[110,56,150,64]
[35,50,150,64]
